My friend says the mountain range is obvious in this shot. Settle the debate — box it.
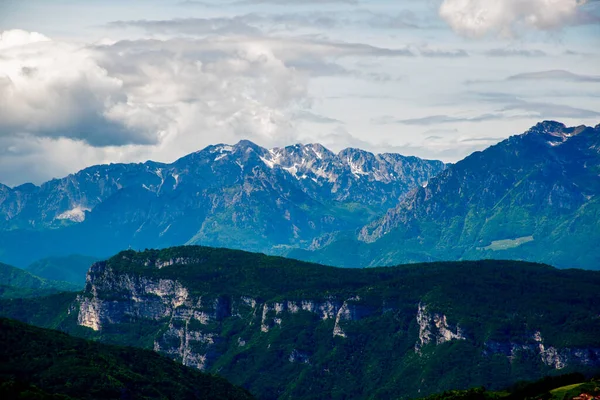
[1,246,599,400]
[0,120,598,272]
[291,121,600,270]
[0,141,443,268]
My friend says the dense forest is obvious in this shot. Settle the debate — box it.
[0,317,255,400]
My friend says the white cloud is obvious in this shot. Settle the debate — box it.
[439,0,587,38]
[0,31,314,151]
[0,29,50,50]
[0,30,319,184]
[0,30,160,147]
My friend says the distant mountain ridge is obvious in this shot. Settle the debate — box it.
[26,255,99,287]
[0,261,79,298]
[291,121,600,269]
[0,141,444,266]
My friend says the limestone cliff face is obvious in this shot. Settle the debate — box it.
[415,303,465,352]
[76,260,600,375]
[483,331,600,370]
[78,261,192,331]
[77,261,378,370]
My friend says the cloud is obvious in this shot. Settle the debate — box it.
[362,10,424,29]
[0,30,161,147]
[284,58,351,76]
[109,17,262,36]
[418,46,469,58]
[375,113,514,126]
[485,48,547,57]
[109,13,341,35]
[439,0,588,38]
[507,70,600,82]
[500,100,600,119]
[109,9,433,38]
[0,30,316,153]
[459,136,512,142]
[0,30,50,50]
[224,0,358,5]
[0,135,106,187]
[293,111,343,124]
[466,69,600,85]
[374,97,600,126]
[101,36,414,84]
[178,0,360,9]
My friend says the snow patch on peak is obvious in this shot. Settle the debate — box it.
[56,206,90,223]
[283,165,299,176]
[347,157,369,178]
[210,145,233,154]
[260,156,275,169]
[311,146,323,160]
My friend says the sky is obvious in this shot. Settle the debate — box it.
[0,0,599,186]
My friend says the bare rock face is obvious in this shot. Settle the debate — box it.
[415,303,465,352]
[78,262,191,331]
[483,331,600,371]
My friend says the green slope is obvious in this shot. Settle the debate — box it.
[293,122,600,270]
[0,317,255,400]
[27,255,99,287]
[0,262,79,296]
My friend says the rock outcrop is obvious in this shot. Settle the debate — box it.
[415,303,465,352]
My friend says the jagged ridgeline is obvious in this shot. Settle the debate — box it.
[0,318,255,400]
[0,141,444,267]
[2,246,599,400]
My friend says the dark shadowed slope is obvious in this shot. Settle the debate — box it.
[0,317,255,400]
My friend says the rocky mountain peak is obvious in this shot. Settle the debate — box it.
[232,139,265,154]
[524,120,592,147]
[336,121,600,269]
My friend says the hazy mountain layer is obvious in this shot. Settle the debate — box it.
[0,261,79,298]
